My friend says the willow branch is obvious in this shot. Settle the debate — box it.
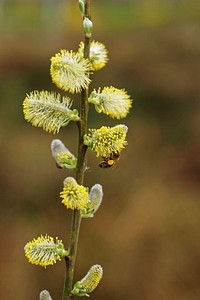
[62,1,92,300]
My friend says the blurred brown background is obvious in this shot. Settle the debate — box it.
[0,0,200,299]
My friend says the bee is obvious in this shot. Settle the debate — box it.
[99,152,120,169]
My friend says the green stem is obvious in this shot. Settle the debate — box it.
[62,1,92,300]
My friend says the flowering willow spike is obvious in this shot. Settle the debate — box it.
[50,50,91,93]
[60,177,89,210]
[51,139,77,169]
[81,184,103,218]
[39,290,53,300]
[78,41,108,71]
[23,90,79,134]
[84,124,128,157]
[24,235,67,268]
[89,86,132,119]
[71,264,103,297]
[83,17,93,38]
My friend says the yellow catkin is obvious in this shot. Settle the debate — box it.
[60,177,89,210]
[50,50,91,93]
[79,264,103,293]
[84,124,128,157]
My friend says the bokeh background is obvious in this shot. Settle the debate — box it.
[0,0,200,299]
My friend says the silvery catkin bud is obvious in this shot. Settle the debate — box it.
[39,290,52,300]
